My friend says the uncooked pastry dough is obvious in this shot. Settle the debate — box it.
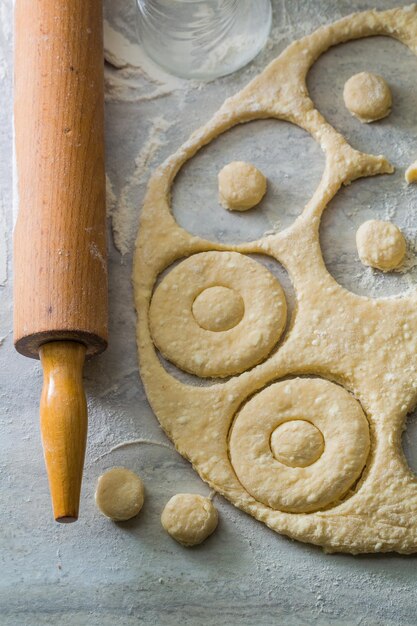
[161,494,218,546]
[218,161,267,211]
[134,5,417,554]
[405,160,417,183]
[149,251,287,378]
[192,285,244,332]
[270,420,324,468]
[343,72,392,123]
[230,378,370,513]
[95,467,145,521]
[356,219,406,271]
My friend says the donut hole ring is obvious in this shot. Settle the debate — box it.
[229,378,370,513]
[149,251,287,378]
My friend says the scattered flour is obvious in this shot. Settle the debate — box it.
[0,198,7,287]
[103,19,187,103]
[110,116,174,256]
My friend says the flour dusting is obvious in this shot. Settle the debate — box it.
[103,20,193,105]
[111,116,174,256]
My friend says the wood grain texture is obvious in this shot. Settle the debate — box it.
[39,341,87,522]
[13,0,108,359]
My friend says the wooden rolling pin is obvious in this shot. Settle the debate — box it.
[14,0,108,522]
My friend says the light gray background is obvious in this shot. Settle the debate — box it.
[2,1,417,624]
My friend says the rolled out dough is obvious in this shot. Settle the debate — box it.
[134,5,417,553]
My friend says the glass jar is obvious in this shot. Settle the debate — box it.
[136,0,272,80]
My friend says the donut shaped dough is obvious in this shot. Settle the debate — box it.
[218,161,267,211]
[229,378,370,513]
[149,251,287,378]
[95,467,145,521]
[161,494,218,546]
[343,72,392,123]
[356,219,406,271]
[270,420,324,468]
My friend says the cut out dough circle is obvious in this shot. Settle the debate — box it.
[161,493,218,546]
[343,71,392,123]
[134,5,417,554]
[356,219,406,271]
[230,378,370,513]
[218,161,267,211]
[270,419,324,468]
[150,251,287,378]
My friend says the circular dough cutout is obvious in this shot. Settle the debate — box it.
[356,219,406,271]
[161,494,218,546]
[270,420,324,468]
[229,378,370,513]
[192,286,244,332]
[150,251,287,378]
[343,72,392,123]
[95,467,145,521]
[218,161,267,211]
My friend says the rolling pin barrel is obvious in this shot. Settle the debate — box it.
[14,0,108,521]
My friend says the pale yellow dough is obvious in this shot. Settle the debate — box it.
[149,251,287,378]
[218,161,267,211]
[405,160,417,183]
[134,6,417,554]
[95,468,145,521]
[343,72,392,123]
[192,286,244,332]
[230,378,370,513]
[270,420,324,468]
[356,219,406,271]
[161,494,218,546]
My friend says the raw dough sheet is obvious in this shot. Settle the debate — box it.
[134,5,417,554]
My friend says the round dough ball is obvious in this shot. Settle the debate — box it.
[95,467,145,521]
[356,219,406,271]
[192,286,244,332]
[161,494,218,546]
[343,72,392,123]
[218,161,267,211]
[270,420,324,468]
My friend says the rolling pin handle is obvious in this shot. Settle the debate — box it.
[39,341,87,523]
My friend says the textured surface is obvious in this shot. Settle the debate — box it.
[3,0,417,623]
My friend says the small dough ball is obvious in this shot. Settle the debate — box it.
[405,160,417,184]
[161,494,218,546]
[192,286,244,332]
[95,467,145,521]
[218,161,267,211]
[356,220,406,271]
[343,72,392,123]
[270,420,324,468]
